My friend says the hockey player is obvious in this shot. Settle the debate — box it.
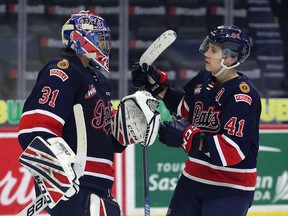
[132,25,261,216]
[18,11,129,215]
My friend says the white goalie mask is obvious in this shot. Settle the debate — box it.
[111,91,160,146]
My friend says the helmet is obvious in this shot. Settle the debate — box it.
[61,10,110,72]
[199,25,250,64]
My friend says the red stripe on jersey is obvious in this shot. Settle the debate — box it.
[18,112,63,136]
[85,159,114,180]
[177,96,189,119]
[215,134,244,166]
[184,158,257,190]
[100,199,106,216]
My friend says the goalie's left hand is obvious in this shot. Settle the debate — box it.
[111,90,160,146]
[158,117,201,153]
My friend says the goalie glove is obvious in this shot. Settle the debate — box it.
[158,117,201,153]
[131,62,170,97]
[111,90,160,146]
[19,136,81,209]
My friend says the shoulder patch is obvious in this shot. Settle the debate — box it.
[234,94,252,105]
[50,69,69,82]
[239,82,250,93]
[57,59,69,69]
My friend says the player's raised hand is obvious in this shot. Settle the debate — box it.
[131,62,170,97]
[158,117,201,153]
[131,62,147,88]
[141,63,170,86]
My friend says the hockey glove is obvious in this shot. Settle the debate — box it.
[131,62,147,88]
[158,117,201,153]
[131,62,170,97]
[111,90,160,146]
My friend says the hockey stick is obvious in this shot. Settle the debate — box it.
[139,29,177,84]
[139,30,177,66]
[142,144,150,216]
[141,112,161,216]
[17,104,87,216]
[72,104,87,178]
[139,30,176,216]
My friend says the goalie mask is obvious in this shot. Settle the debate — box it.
[61,10,111,73]
[111,91,160,146]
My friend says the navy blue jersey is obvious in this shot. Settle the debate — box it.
[165,69,261,202]
[18,54,124,194]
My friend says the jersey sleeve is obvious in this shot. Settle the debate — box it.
[203,82,261,167]
[163,70,207,119]
[18,59,82,149]
[162,87,185,116]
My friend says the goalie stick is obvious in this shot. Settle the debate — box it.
[139,29,177,84]
[139,30,176,216]
[17,104,87,216]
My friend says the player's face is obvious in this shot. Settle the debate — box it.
[203,42,223,73]
[96,33,111,55]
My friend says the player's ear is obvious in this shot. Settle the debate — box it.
[225,57,237,66]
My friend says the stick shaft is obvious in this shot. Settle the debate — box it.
[17,194,47,216]
[142,145,150,216]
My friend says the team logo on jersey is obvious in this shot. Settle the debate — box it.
[49,69,68,82]
[239,82,250,93]
[85,84,97,99]
[230,32,240,39]
[234,94,252,105]
[194,84,202,95]
[57,59,69,69]
[192,101,220,132]
[92,99,111,136]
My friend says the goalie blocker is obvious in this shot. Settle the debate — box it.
[111,90,160,146]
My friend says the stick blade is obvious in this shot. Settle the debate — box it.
[139,30,177,66]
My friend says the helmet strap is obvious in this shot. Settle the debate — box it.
[213,59,240,77]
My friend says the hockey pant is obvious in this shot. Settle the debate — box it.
[166,175,250,216]
[86,193,121,216]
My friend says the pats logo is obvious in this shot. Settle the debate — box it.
[192,101,220,132]
[230,32,240,39]
[91,99,111,136]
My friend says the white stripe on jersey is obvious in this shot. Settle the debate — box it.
[18,127,58,136]
[21,109,65,125]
